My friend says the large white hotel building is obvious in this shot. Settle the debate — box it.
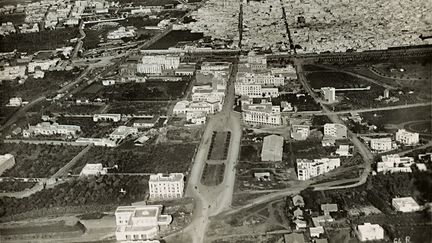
[296,158,341,181]
[149,173,184,200]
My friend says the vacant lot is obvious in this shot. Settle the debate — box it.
[46,103,103,115]
[306,71,371,89]
[72,143,197,174]
[0,143,82,178]
[0,28,79,53]
[361,105,432,133]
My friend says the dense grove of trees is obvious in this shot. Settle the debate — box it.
[72,143,197,174]
[0,175,148,218]
[0,28,79,53]
[0,143,82,178]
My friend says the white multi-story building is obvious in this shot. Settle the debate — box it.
[236,72,285,86]
[115,205,172,241]
[297,158,341,181]
[377,154,414,173]
[137,55,180,74]
[173,100,190,115]
[149,173,184,200]
[23,122,81,138]
[395,129,419,145]
[370,137,393,152]
[392,197,421,212]
[323,123,347,139]
[357,223,384,242]
[235,83,279,98]
[242,103,281,126]
[0,154,15,176]
[321,87,336,103]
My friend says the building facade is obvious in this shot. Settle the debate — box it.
[370,137,392,152]
[377,154,414,173]
[115,205,172,241]
[242,103,281,126]
[323,123,347,139]
[321,87,336,103]
[149,173,184,200]
[297,158,341,180]
[23,122,81,138]
[395,129,419,145]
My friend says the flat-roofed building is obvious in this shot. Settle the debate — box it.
[242,103,281,126]
[392,197,421,212]
[321,87,336,103]
[357,223,384,241]
[261,134,284,161]
[23,122,81,138]
[109,126,138,141]
[115,205,172,241]
[200,62,231,72]
[80,163,107,176]
[396,129,419,145]
[324,123,347,139]
[297,158,341,180]
[149,173,184,200]
[0,154,15,176]
[93,114,121,122]
[291,125,310,140]
[377,154,414,173]
[137,55,180,74]
[370,137,392,152]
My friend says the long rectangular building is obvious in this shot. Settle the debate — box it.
[242,103,281,126]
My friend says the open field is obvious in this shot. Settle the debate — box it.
[72,143,197,174]
[76,81,189,101]
[360,105,432,134]
[306,71,372,89]
[0,14,25,25]
[0,28,79,53]
[0,143,82,178]
[208,200,290,241]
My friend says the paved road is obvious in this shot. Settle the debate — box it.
[181,60,241,243]
[296,64,374,184]
[0,96,46,133]
[310,102,432,115]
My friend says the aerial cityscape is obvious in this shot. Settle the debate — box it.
[0,0,431,242]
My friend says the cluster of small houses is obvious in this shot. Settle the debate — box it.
[283,193,426,243]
